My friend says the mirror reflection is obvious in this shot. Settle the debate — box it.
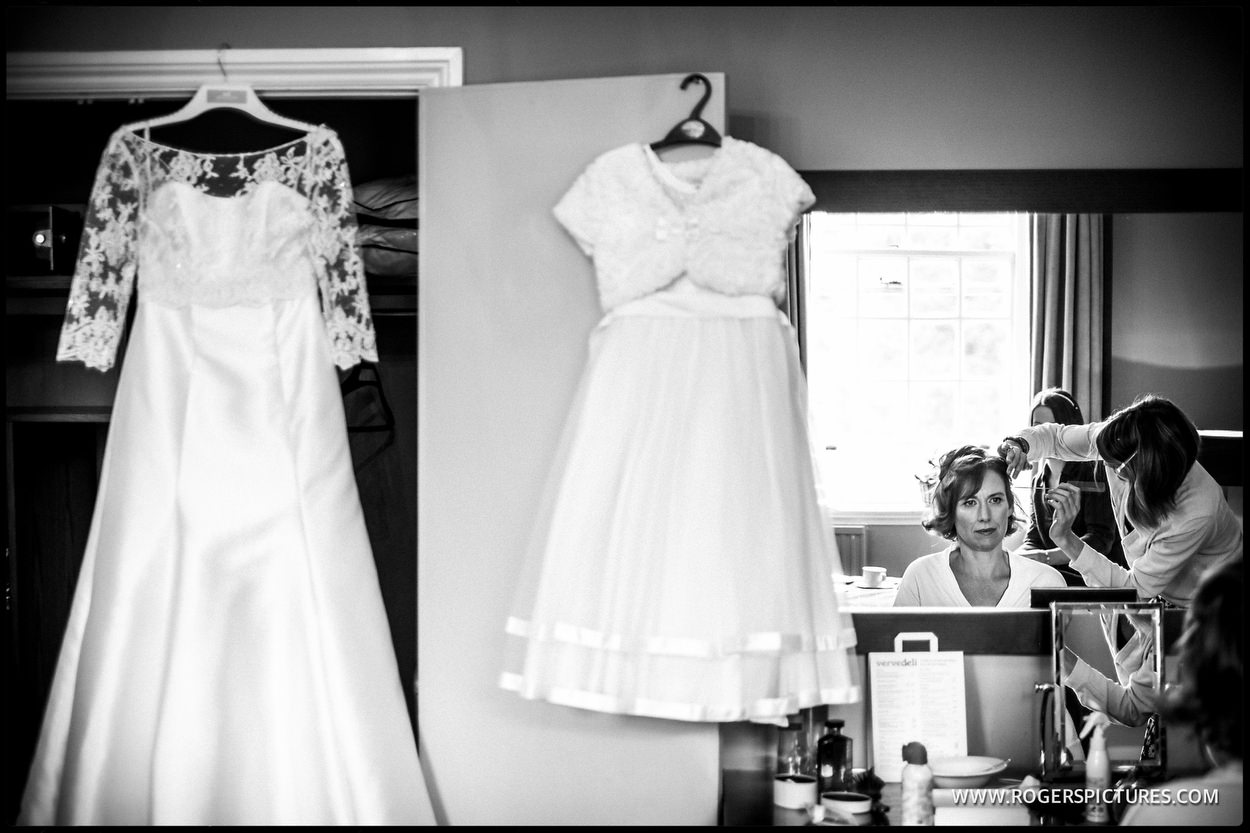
[811,203,1242,618]
[1042,601,1166,781]
[833,392,1243,616]
[890,445,1065,608]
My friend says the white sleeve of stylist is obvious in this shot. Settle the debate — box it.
[1075,513,1213,599]
[1018,421,1103,464]
[1063,654,1157,728]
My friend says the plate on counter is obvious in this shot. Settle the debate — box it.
[851,578,900,590]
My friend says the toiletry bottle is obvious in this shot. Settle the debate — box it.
[817,718,853,793]
[776,718,806,777]
[900,741,934,826]
[1084,721,1111,824]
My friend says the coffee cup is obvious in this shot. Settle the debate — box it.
[861,566,887,587]
[773,774,817,809]
[821,790,873,815]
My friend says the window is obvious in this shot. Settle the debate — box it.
[803,211,1031,521]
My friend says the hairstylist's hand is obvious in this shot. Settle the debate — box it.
[1045,483,1082,551]
[997,440,1031,479]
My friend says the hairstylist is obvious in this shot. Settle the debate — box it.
[999,393,1241,606]
[1015,387,1125,583]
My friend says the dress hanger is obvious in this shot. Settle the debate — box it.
[340,361,397,471]
[341,362,396,435]
[650,73,723,152]
[126,46,319,134]
[127,84,320,134]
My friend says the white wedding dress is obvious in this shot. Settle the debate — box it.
[20,125,436,825]
[500,137,860,723]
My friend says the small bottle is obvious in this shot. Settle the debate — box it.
[1084,722,1111,824]
[773,718,818,809]
[900,741,934,826]
[776,718,806,777]
[816,718,853,794]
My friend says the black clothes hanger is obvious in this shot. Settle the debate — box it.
[340,361,397,471]
[341,362,396,434]
[650,73,723,151]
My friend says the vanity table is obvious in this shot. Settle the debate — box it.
[836,576,901,608]
[721,768,1037,826]
[719,607,1195,826]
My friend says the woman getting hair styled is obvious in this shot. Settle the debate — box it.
[895,444,1066,608]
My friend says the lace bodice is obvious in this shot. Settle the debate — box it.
[553,136,815,311]
[56,125,377,371]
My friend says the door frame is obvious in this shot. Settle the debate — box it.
[4,46,456,820]
[6,47,462,99]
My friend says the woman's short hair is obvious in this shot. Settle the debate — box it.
[921,444,1020,540]
[1031,387,1083,425]
[1095,394,1199,528]
[1164,557,1243,761]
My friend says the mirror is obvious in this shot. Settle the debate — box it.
[1040,601,1166,781]
[805,169,1242,619]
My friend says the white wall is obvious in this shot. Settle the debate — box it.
[417,74,726,825]
[1109,212,1244,428]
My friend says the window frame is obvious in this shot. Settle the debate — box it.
[800,210,1031,524]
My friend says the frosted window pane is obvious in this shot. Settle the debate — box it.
[860,320,909,380]
[912,380,958,452]
[855,225,905,249]
[906,226,959,249]
[911,320,958,379]
[811,253,858,317]
[961,258,1013,317]
[858,257,908,317]
[959,226,1015,250]
[962,320,1010,378]
[910,258,960,317]
[960,381,1012,445]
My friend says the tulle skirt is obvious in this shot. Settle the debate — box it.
[501,280,860,723]
[19,295,435,825]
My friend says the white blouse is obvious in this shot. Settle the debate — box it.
[893,546,1067,608]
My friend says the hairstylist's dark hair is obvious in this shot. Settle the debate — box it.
[1031,387,1084,426]
[1164,557,1243,762]
[1095,394,1199,529]
[921,445,1021,540]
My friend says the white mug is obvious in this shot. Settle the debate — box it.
[861,566,887,587]
[774,774,817,809]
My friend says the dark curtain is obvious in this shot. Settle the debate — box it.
[1030,213,1108,420]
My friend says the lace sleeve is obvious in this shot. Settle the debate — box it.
[307,130,378,370]
[56,132,141,372]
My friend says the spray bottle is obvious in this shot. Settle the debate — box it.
[1081,712,1112,824]
[900,741,934,825]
